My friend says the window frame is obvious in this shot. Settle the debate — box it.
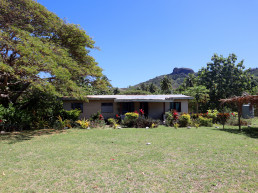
[170,102,181,112]
[71,102,83,113]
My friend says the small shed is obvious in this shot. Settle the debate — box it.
[242,104,254,119]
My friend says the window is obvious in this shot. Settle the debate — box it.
[121,102,134,114]
[101,103,113,113]
[71,103,83,113]
[170,102,181,112]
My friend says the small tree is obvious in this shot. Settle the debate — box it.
[149,83,159,93]
[183,86,209,113]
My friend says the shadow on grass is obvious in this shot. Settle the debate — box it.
[0,129,66,144]
[214,126,258,138]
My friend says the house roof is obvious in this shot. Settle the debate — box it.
[63,94,194,102]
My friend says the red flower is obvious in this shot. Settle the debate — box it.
[139,109,144,115]
[0,120,2,123]
[110,158,115,161]
[116,114,119,118]
[172,110,179,120]
[134,110,139,114]
[99,114,104,120]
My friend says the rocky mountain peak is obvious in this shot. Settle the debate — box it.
[171,67,194,75]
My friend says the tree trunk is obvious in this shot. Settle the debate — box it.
[196,102,199,114]
[238,108,241,131]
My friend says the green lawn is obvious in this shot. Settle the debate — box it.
[0,122,257,192]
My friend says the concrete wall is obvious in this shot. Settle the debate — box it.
[148,102,164,119]
[63,100,118,119]
[175,99,189,113]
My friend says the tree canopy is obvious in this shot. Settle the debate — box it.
[197,54,255,108]
[0,0,110,106]
[160,76,172,94]
[183,85,209,113]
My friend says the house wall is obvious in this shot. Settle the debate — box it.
[86,100,118,119]
[175,99,189,113]
[163,99,189,113]
[63,100,118,119]
[63,99,189,120]
[148,102,164,119]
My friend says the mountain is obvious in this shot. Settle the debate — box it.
[247,68,258,79]
[131,67,257,90]
[133,67,195,89]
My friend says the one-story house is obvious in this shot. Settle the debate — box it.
[63,95,194,120]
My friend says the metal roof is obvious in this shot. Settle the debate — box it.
[86,95,194,102]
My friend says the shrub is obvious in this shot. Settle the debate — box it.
[174,123,179,129]
[125,112,139,120]
[198,116,213,127]
[217,113,230,125]
[165,111,173,126]
[178,113,191,127]
[54,116,71,130]
[107,118,117,127]
[207,109,219,123]
[191,113,199,119]
[60,109,81,122]
[88,112,106,128]
[191,118,200,128]
[90,119,106,128]
[165,110,179,127]
[76,119,90,129]
[122,112,139,127]
[0,104,32,131]
[134,117,159,128]
[115,114,121,123]
[90,112,104,121]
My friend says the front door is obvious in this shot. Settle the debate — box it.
[140,102,148,117]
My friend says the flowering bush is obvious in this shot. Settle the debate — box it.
[114,114,121,124]
[55,116,71,130]
[198,116,213,127]
[76,119,90,129]
[122,112,139,127]
[172,110,179,121]
[124,112,139,120]
[108,118,117,126]
[207,109,219,123]
[178,113,191,127]
[217,113,230,126]
[108,118,120,129]
[90,111,103,121]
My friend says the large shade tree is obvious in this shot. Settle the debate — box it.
[198,54,256,109]
[0,0,110,106]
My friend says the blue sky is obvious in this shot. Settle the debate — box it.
[38,0,258,88]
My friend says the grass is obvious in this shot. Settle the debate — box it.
[0,120,257,192]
